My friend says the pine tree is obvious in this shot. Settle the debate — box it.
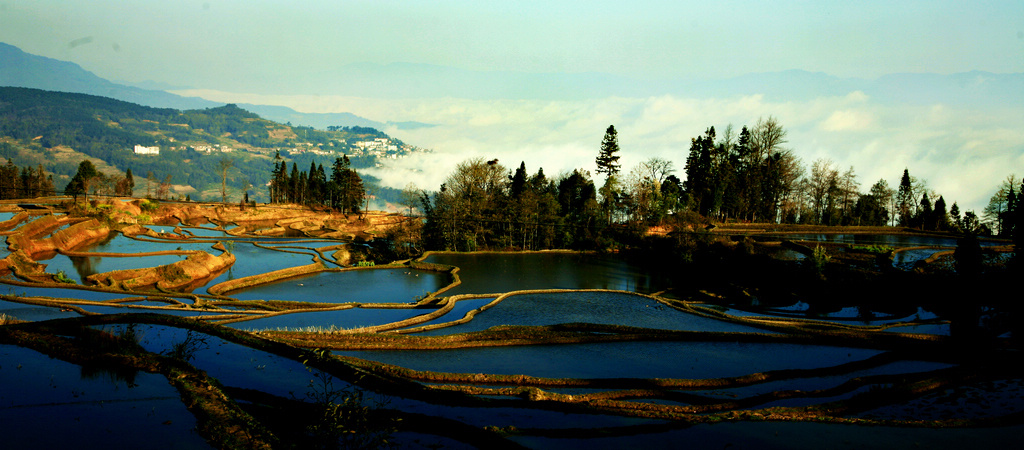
[896,169,913,227]
[684,127,715,216]
[1014,181,1024,266]
[916,192,932,229]
[270,151,285,203]
[933,195,948,231]
[595,125,621,178]
[65,160,98,202]
[308,161,320,205]
[950,202,963,232]
[510,161,528,199]
[123,168,135,196]
[1004,184,1017,238]
[289,163,300,204]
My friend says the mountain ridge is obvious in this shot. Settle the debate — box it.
[0,42,392,130]
[0,86,418,203]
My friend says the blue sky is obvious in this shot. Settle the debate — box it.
[1,1,1022,212]
[2,0,1021,88]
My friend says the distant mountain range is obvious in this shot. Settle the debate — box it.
[5,40,1020,116]
[211,59,1023,107]
[0,42,421,130]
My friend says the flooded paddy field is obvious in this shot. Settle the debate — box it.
[1,207,1020,449]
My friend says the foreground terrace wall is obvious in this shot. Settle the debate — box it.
[85,250,236,292]
[2,216,111,281]
[206,259,326,296]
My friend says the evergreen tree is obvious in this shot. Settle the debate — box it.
[933,195,949,231]
[595,125,621,178]
[315,163,327,205]
[510,161,528,199]
[896,169,914,226]
[0,159,18,199]
[65,160,99,202]
[1003,184,1017,238]
[331,156,350,210]
[269,151,285,203]
[289,162,300,204]
[916,192,932,229]
[307,161,321,205]
[596,125,623,222]
[117,167,135,196]
[557,169,599,248]
[950,202,962,232]
[1013,181,1024,267]
[684,127,715,216]
[330,155,364,213]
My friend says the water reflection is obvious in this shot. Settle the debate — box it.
[0,344,208,449]
[425,252,671,295]
[228,269,446,303]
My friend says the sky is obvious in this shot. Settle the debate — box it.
[1,0,1023,213]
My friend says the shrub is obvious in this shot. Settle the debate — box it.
[850,244,894,254]
[301,349,397,449]
[807,245,831,276]
[163,330,209,362]
[54,270,77,284]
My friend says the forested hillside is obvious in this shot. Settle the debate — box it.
[0,87,417,202]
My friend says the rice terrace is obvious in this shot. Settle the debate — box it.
[2,2,1024,448]
[0,195,1020,449]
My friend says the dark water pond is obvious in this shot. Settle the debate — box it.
[201,245,318,294]
[771,233,1005,248]
[414,291,770,335]
[425,252,671,295]
[0,284,151,302]
[113,324,331,400]
[0,298,80,321]
[513,420,1024,449]
[396,297,494,330]
[3,229,1014,448]
[336,342,881,380]
[78,233,215,253]
[0,344,209,449]
[227,268,446,303]
[224,306,431,331]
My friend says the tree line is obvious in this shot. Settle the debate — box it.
[63,160,137,201]
[419,158,603,251]
[419,119,1019,252]
[0,159,56,199]
[268,152,366,213]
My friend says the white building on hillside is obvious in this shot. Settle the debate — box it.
[134,145,160,155]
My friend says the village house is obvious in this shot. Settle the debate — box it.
[133,145,159,155]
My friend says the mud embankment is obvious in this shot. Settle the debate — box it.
[1,216,111,280]
[85,250,236,292]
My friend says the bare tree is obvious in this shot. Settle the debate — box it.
[220,158,234,204]
[806,158,839,224]
[146,171,156,198]
[749,116,788,162]
[869,178,895,226]
[983,174,1020,234]
[400,182,421,216]
[837,166,860,221]
[156,174,172,200]
[637,157,675,185]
